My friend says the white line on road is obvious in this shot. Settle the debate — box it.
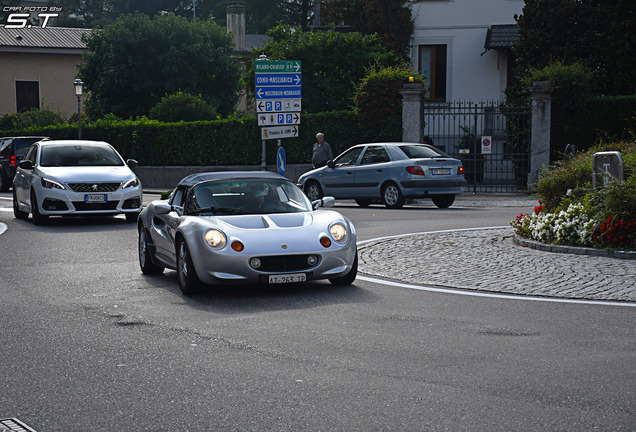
[358,226,636,308]
[0,223,6,235]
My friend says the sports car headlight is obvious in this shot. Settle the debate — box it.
[123,177,139,188]
[41,177,65,190]
[204,229,226,249]
[330,223,347,242]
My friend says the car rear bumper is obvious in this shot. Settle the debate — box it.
[400,178,466,197]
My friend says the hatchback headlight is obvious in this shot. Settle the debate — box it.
[123,177,139,189]
[204,229,226,249]
[41,177,65,190]
[330,223,347,242]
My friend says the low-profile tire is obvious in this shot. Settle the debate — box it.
[176,237,202,295]
[305,181,324,201]
[381,182,405,209]
[0,175,9,193]
[13,189,28,220]
[432,194,455,208]
[329,251,358,286]
[30,189,49,225]
[355,198,372,208]
[125,212,139,223]
[138,226,164,275]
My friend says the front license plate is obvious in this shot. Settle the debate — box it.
[268,273,307,284]
[431,168,451,175]
[84,194,107,202]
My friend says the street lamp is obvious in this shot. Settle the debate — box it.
[74,78,83,139]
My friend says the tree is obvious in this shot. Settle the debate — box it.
[513,0,636,96]
[322,0,414,57]
[255,24,403,113]
[79,13,242,119]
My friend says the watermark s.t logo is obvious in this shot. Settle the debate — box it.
[3,6,62,29]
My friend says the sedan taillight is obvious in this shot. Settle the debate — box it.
[457,166,465,175]
[406,166,425,176]
[9,155,16,167]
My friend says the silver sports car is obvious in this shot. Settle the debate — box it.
[138,171,358,295]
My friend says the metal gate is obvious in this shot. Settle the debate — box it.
[422,101,530,193]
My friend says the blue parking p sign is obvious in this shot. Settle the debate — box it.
[277,146,286,176]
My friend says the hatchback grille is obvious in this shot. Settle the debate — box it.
[68,182,121,192]
[72,201,119,211]
[255,254,320,272]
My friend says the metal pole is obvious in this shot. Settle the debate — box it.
[77,95,82,140]
[473,103,477,194]
[261,140,266,170]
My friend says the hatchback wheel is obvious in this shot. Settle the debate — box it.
[381,182,405,209]
[305,181,323,201]
[13,189,28,220]
[30,189,49,225]
[355,198,372,208]
[139,226,164,275]
[177,237,201,295]
[0,175,9,193]
[432,194,455,208]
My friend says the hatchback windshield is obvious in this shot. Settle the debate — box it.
[40,144,124,167]
[185,178,313,215]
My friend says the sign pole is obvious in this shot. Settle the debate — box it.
[261,140,266,170]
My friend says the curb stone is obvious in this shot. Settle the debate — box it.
[513,235,636,260]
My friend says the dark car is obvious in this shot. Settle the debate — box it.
[0,136,49,191]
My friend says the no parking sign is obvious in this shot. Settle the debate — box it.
[481,136,492,154]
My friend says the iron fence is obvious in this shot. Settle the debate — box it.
[422,101,531,193]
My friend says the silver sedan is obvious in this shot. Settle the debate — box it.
[137,171,358,295]
[297,142,467,208]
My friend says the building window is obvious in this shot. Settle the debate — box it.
[16,81,39,112]
[419,45,447,101]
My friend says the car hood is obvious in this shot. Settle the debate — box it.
[214,212,313,230]
[38,166,136,182]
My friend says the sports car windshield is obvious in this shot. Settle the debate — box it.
[40,144,124,167]
[184,178,313,216]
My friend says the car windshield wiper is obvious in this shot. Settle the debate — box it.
[186,207,243,216]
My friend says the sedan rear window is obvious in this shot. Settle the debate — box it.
[399,145,449,159]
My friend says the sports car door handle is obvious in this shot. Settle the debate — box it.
[346,172,352,175]
[376,169,382,172]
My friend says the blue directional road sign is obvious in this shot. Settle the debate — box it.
[256,86,302,100]
[255,73,302,87]
[277,147,286,176]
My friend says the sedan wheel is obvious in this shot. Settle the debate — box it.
[13,190,28,220]
[381,183,405,209]
[177,238,201,295]
[432,194,455,208]
[30,189,49,225]
[138,226,164,275]
[305,181,323,201]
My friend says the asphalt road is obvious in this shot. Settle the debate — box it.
[0,193,634,431]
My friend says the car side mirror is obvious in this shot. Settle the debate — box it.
[154,203,173,215]
[127,159,138,168]
[327,160,335,169]
[18,160,33,170]
[312,196,335,210]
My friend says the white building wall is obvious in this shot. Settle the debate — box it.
[410,0,524,102]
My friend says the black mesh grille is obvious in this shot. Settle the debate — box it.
[72,201,118,211]
[256,254,320,272]
[68,182,121,192]
[123,197,141,209]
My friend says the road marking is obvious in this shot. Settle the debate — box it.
[0,196,12,200]
[0,223,6,235]
[358,226,636,308]
[0,208,11,212]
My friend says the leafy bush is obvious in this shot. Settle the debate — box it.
[149,92,218,122]
[0,108,65,130]
[354,63,421,142]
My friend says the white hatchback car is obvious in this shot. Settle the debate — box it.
[12,140,142,225]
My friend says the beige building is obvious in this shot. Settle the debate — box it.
[0,26,90,117]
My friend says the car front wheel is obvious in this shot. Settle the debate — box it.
[139,226,164,275]
[176,237,202,295]
[381,182,405,209]
[329,251,358,285]
[30,189,49,225]
[13,189,28,220]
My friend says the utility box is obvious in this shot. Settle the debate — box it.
[592,151,623,188]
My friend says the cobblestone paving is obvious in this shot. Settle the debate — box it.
[359,227,636,302]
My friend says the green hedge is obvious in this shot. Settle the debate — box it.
[1,110,389,166]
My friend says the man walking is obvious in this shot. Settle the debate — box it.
[312,132,333,169]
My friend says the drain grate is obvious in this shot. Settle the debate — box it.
[0,418,37,432]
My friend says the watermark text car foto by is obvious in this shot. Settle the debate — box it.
[3,6,62,29]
